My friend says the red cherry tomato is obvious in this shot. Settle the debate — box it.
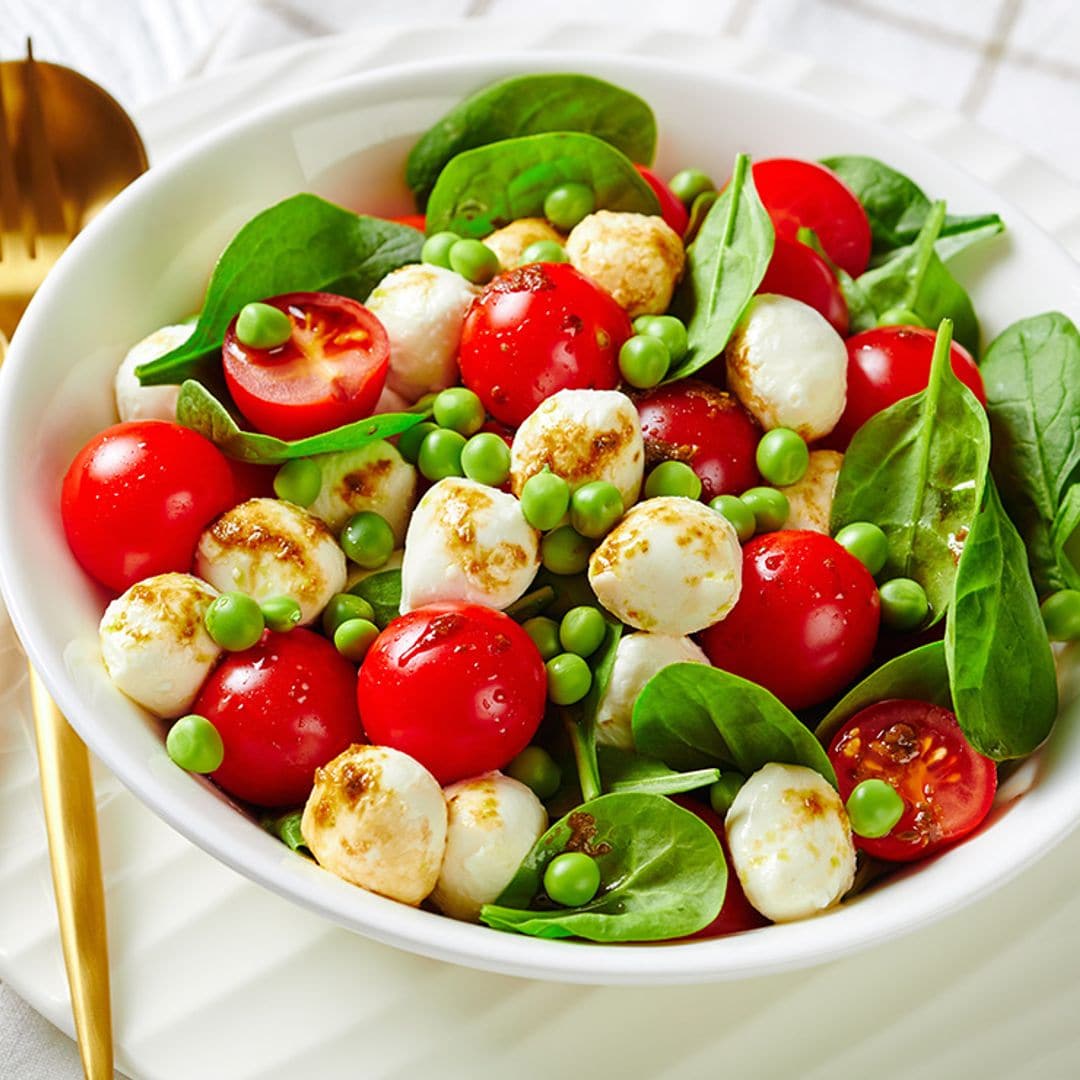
[826,326,986,451]
[61,420,235,592]
[758,235,848,335]
[459,263,631,427]
[390,213,426,231]
[828,699,997,863]
[700,530,880,711]
[196,629,364,807]
[222,291,389,441]
[751,159,872,278]
[635,380,761,501]
[634,164,689,235]
[357,602,546,784]
[228,459,276,502]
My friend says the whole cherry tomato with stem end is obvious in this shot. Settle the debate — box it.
[634,164,689,236]
[757,235,848,335]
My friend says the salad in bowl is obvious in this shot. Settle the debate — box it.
[28,68,1080,951]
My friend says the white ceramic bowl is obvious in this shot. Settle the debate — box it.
[2,53,1079,986]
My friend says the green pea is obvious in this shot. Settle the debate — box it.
[418,428,466,481]
[341,511,395,569]
[461,431,511,486]
[521,470,571,532]
[632,314,688,362]
[878,577,929,631]
[522,616,562,660]
[559,606,607,658]
[709,494,755,543]
[755,428,809,487]
[645,460,702,500]
[166,713,225,774]
[546,652,593,705]
[1041,589,1080,641]
[323,593,375,638]
[846,778,904,839]
[333,617,380,662]
[433,386,485,436]
[669,168,715,207]
[834,521,889,576]
[398,421,438,464]
[235,301,292,349]
[260,595,302,633]
[506,746,562,800]
[449,238,501,284]
[421,230,460,269]
[520,239,568,265]
[543,851,601,906]
[273,457,321,507]
[741,486,789,533]
[541,525,593,575]
[204,592,265,651]
[569,481,623,539]
[618,334,670,389]
[877,307,925,328]
[544,182,595,231]
[709,772,746,817]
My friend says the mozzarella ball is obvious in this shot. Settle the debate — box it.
[400,477,539,612]
[483,217,564,268]
[725,294,847,441]
[373,385,409,415]
[726,763,856,923]
[565,210,684,317]
[589,497,741,634]
[99,573,221,718]
[365,264,478,402]
[114,323,192,422]
[595,632,709,751]
[302,744,447,906]
[784,450,844,533]
[306,440,417,540]
[431,772,548,922]
[195,498,346,625]
[510,389,644,509]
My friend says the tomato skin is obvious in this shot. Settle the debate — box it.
[357,602,547,784]
[634,165,690,235]
[227,459,276,502]
[751,159,872,278]
[758,235,848,335]
[390,213,426,231]
[699,531,880,711]
[459,263,631,428]
[197,629,364,807]
[61,420,235,592]
[826,326,986,451]
[222,291,389,441]
[635,380,762,501]
[828,699,997,862]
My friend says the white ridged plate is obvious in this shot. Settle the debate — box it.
[5,21,1080,1079]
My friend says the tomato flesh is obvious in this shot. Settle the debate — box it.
[758,235,848,335]
[634,165,689,235]
[828,699,997,862]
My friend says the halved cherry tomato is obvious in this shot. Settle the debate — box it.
[758,235,848,335]
[751,159,872,278]
[634,165,689,235]
[222,291,389,441]
[828,699,997,862]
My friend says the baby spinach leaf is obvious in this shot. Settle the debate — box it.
[175,380,427,464]
[946,479,1058,759]
[347,569,403,629]
[261,810,310,855]
[1051,484,1080,590]
[981,312,1080,593]
[136,195,423,386]
[406,73,657,208]
[668,153,774,381]
[830,320,991,621]
[424,132,660,238]
[597,746,720,796]
[479,792,726,942]
[632,663,837,786]
[683,189,718,244]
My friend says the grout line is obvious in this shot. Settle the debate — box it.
[823,0,996,54]
[724,0,757,36]
[465,0,494,15]
[961,0,1023,113]
[259,0,335,39]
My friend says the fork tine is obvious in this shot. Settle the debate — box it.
[21,40,69,254]
[0,62,30,264]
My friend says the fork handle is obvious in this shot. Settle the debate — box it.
[29,665,114,1080]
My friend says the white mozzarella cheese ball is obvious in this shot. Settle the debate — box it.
[302,744,448,906]
[784,450,844,533]
[726,763,856,923]
[595,632,710,751]
[565,210,685,317]
[400,477,539,612]
[589,497,741,635]
[510,389,644,509]
[194,498,346,625]
[306,440,417,540]
[483,217,564,268]
[725,294,847,441]
[99,573,221,718]
[113,323,193,422]
[431,772,548,922]
[365,263,479,402]
[373,384,409,414]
